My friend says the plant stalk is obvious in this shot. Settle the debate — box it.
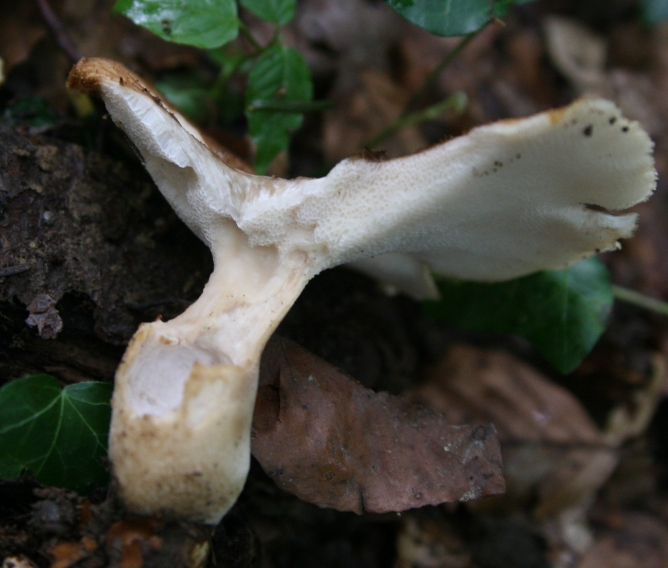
[612,285,668,317]
[366,92,467,148]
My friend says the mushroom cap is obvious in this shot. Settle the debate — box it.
[68,59,656,300]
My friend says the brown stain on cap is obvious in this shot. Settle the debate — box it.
[67,58,254,174]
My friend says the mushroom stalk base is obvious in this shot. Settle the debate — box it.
[110,247,311,524]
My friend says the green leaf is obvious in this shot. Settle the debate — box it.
[246,44,313,173]
[240,0,296,25]
[0,457,23,480]
[1,97,59,129]
[641,0,668,24]
[385,0,536,36]
[0,375,113,489]
[156,73,212,123]
[424,258,613,374]
[113,0,239,49]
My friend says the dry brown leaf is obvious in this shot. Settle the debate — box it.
[323,70,427,162]
[251,337,505,514]
[545,16,665,136]
[1,0,200,110]
[576,513,668,568]
[407,345,618,518]
[49,537,97,568]
[290,0,399,86]
[0,1,46,73]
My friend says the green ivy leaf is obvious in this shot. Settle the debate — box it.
[0,457,23,480]
[1,97,59,129]
[246,44,313,173]
[0,375,112,489]
[156,73,212,123]
[424,258,613,374]
[113,0,239,49]
[240,0,296,26]
[641,0,668,24]
[386,0,536,36]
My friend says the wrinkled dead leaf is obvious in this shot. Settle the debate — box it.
[544,16,665,136]
[576,513,668,568]
[407,345,618,518]
[252,337,504,514]
[0,1,46,73]
[544,16,608,94]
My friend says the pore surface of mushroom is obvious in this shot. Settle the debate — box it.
[67,58,656,524]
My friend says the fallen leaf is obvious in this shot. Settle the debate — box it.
[251,337,504,515]
[106,518,163,568]
[576,513,668,568]
[407,345,618,518]
[0,2,46,73]
[544,16,665,136]
[49,538,96,568]
[323,70,427,162]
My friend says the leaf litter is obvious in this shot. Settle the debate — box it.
[252,337,505,514]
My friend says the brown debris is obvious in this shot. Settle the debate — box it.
[396,514,472,568]
[1,557,38,568]
[252,337,505,515]
[575,513,668,568]
[0,0,47,73]
[408,345,619,518]
[323,70,428,162]
[25,293,62,339]
[0,124,211,380]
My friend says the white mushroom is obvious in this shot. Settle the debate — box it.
[67,58,656,524]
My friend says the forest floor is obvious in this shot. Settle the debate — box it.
[2,0,668,567]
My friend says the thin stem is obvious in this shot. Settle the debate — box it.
[248,99,333,113]
[238,21,263,52]
[209,54,248,101]
[366,92,467,149]
[402,24,487,117]
[35,0,82,63]
[612,285,668,317]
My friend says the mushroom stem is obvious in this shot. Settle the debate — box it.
[111,237,312,523]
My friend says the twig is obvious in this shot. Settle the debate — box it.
[238,21,264,52]
[248,99,333,113]
[0,264,31,278]
[612,285,668,317]
[366,92,467,148]
[35,0,82,63]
